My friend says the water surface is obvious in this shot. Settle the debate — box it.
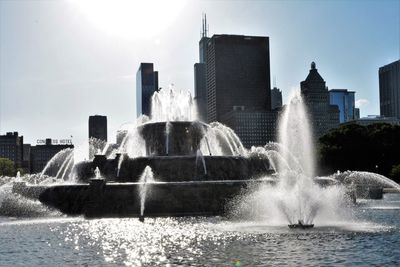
[1,194,399,266]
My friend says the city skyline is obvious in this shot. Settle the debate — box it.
[0,0,399,145]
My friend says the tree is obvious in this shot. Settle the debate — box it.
[390,164,400,183]
[0,158,15,176]
[318,123,400,177]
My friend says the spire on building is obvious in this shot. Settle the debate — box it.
[311,61,316,70]
[201,13,209,38]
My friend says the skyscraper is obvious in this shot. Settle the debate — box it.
[206,34,271,122]
[136,63,159,117]
[271,87,283,110]
[201,33,276,147]
[301,62,339,138]
[329,89,356,123]
[89,115,108,142]
[379,60,400,119]
[194,14,210,122]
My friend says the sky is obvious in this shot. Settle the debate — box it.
[0,0,399,146]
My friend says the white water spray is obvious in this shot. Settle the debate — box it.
[139,166,155,217]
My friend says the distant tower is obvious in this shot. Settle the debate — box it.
[354,108,360,119]
[329,89,356,123]
[271,77,282,109]
[300,62,339,137]
[194,13,211,121]
[379,60,400,119]
[88,115,108,142]
[136,63,159,117]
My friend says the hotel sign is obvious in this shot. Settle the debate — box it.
[36,139,72,145]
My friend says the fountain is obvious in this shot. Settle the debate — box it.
[6,87,400,223]
[9,87,273,218]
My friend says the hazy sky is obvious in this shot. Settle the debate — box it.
[1,0,399,145]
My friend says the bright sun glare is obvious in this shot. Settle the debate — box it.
[70,0,186,40]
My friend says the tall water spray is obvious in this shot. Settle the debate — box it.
[278,91,315,178]
[139,166,155,218]
[276,91,319,223]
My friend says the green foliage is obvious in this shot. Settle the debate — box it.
[0,158,15,177]
[390,164,400,181]
[318,123,400,180]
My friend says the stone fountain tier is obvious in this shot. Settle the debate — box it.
[138,121,208,156]
[35,179,275,218]
[74,155,273,182]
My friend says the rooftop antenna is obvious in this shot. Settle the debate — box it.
[205,13,208,37]
[201,13,208,38]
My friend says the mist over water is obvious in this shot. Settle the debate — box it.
[231,91,352,225]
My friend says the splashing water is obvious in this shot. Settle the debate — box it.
[139,166,155,217]
[165,121,172,155]
[40,148,74,178]
[195,149,207,177]
[231,91,351,225]
[151,86,198,122]
[94,167,102,179]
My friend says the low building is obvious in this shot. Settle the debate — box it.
[30,138,74,174]
[0,132,24,170]
[341,115,400,127]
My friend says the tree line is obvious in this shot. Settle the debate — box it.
[318,123,400,183]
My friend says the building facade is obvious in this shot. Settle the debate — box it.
[136,63,159,117]
[379,60,400,119]
[22,144,31,173]
[89,115,108,142]
[194,62,207,121]
[205,34,271,123]
[271,87,283,110]
[329,89,356,123]
[30,139,74,174]
[300,62,340,138]
[221,109,278,148]
[0,132,24,170]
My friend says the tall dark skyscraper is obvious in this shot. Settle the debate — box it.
[194,28,276,147]
[193,16,277,147]
[194,14,210,122]
[379,60,400,119]
[205,34,271,122]
[301,62,339,138]
[136,63,159,117]
[89,115,108,142]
